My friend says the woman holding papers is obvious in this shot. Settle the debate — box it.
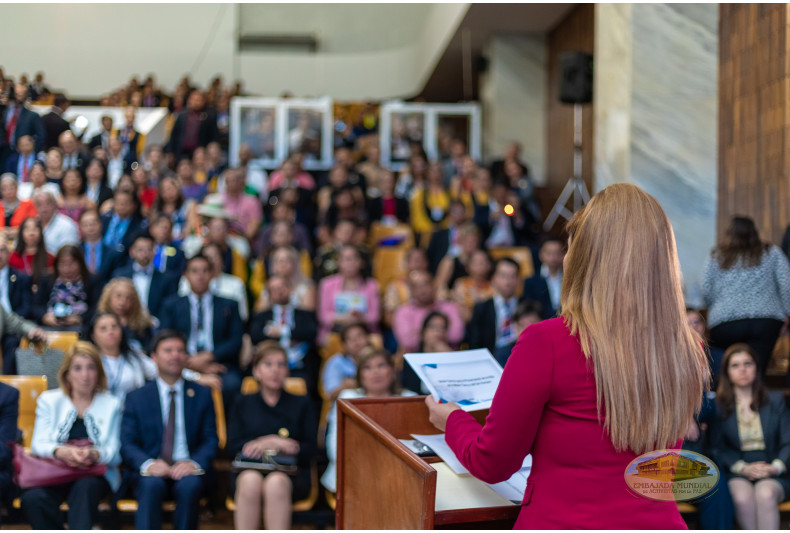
[426,183,709,529]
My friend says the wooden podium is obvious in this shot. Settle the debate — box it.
[336,396,519,529]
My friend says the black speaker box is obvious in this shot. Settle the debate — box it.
[559,52,593,104]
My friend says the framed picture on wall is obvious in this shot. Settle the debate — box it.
[282,97,333,170]
[229,96,333,170]
[380,102,481,171]
[229,97,281,168]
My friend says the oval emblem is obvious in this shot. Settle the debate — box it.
[624,449,719,502]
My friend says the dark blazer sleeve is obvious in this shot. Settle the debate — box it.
[226,395,248,459]
[295,394,317,465]
[0,384,19,472]
[165,114,184,155]
[9,270,32,320]
[292,310,318,343]
[120,387,155,470]
[468,300,495,353]
[212,297,242,368]
[521,276,554,318]
[709,406,743,473]
[426,230,449,274]
[158,295,183,332]
[768,392,790,466]
[248,311,273,345]
[186,384,218,469]
[397,198,410,223]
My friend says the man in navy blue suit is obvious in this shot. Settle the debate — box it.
[100,189,146,256]
[1,84,45,168]
[121,331,218,530]
[159,254,243,410]
[149,215,187,277]
[520,237,565,319]
[79,209,126,288]
[0,382,19,524]
[112,232,177,321]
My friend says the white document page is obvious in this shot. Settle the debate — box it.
[411,433,468,474]
[403,349,503,411]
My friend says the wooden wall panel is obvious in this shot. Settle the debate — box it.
[545,4,595,204]
[719,4,790,245]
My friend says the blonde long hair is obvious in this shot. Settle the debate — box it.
[98,278,154,334]
[560,183,708,454]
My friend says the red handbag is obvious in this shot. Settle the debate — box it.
[11,440,107,489]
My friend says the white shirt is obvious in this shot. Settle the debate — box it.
[42,213,80,254]
[178,273,248,321]
[132,262,154,310]
[0,266,11,314]
[140,378,191,474]
[18,182,61,202]
[107,156,124,189]
[540,264,563,312]
[187,291,214,354]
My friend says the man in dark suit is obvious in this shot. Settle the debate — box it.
[58,130,90,174]
[4,135,37,180]
[0,233,36,373]
[79,209,126,286]
[121,331,218,530]
[113,232,178,321]
[0,382,19,523]
[1,84,45,167]
[159,254,243,410]
[101,188,146,255]
[468,258,521,354]
[115,106,143,160]
[521,237,565,319]
[248,275,321,401]
[425,200,469,274]
[41,93,71,151]
[149,214,187,278]
[165,90,218,163]
[88,115,114,151]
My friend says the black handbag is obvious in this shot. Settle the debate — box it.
[231,452,297,475]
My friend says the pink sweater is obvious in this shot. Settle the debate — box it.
[317,274,380,343]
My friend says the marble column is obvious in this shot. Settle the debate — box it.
[594,3,718,306]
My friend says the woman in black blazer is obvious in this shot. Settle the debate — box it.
[710,343,790,530]
[366,170,409,224]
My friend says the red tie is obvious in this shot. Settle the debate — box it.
[6,108,19,144]
[22,157,28,182]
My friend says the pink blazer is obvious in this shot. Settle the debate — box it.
[317,274,380,343]
[445,318,687,530]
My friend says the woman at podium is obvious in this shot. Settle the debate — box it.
[427,183,709,529]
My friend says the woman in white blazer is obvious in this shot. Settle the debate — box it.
[21,341,122,530]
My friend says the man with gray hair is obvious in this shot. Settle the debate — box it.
[32,189,78,254]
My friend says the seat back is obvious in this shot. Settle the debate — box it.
[0,375,48,448]
[211,387,226,450]
[372,247,408,295]
[240,376,307,396]
[20,331,80,354]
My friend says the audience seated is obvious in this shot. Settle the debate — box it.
[435,222,482,299]
[101,188,146,256]
[96,280,155,353]
[401,311,452,394]
[165,89,219,162]
[314,219,371,281]
[43,147,65,184]
[58,131,90,174]
[254,203,312,259]
[10,217,53,284]
[106,136,135,189]
[383,248,429,328]
[392,270,465,353]
[0,233,37,373]
[130,166,158,217]
[321,322,372,401]
[58,168,92,223]
[0,382,18,524]
[317,244,380,344]
[2,84,45,162]
[21,342,122,530]
[521,236,564,318]
[18,161,61,203]
[4,135,36,181]
[0,173,37,234]
[88,115,114,151]
[425,199,469,274]
[151,177,196,243]
[451,248,494,323]
[394,153,427,201]
[322,348,415,493]
[365,170,409,225]
[79,209,125,286]
[468,258,521,354]
[228,341,317,530]
[116,106,144,159]
[178,242,248,321]
[221,167,262,241]
[253,246,316,312]
[120,330,218,530]
[34,189,80,254]
[159,254,243,407]
[492,299,544,367]
[113,232,177,321]
[149,214,187,276]
[710,343,790,530]
[249,275,320,399]
[39,244,100,330]
[409,162,452,236]
[485,179,529,248]
[175,158,207,204]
